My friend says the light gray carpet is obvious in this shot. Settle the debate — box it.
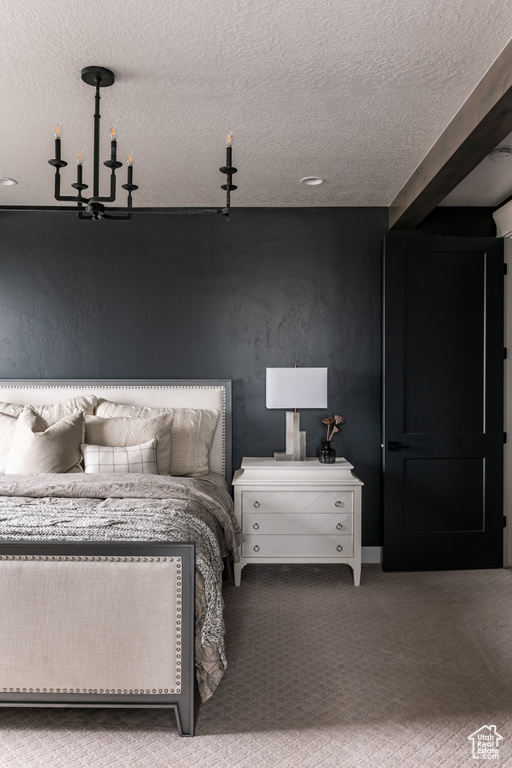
[1,564,511,767]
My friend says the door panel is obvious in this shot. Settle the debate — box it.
[383,234,504,570]
[403,458,483,532]
[404,251,485,434]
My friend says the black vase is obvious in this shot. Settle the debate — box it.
[319,440,336,464]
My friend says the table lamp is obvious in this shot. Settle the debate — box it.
[266,367,328,460]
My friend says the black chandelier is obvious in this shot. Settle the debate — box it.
[49,66,237,221]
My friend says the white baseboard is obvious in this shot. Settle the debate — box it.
[362,546,382,564]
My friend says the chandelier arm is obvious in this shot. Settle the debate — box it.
[219,141,237,219]
[0,205,230,214]
[54,186,89,203]
[219,167,237,219]
[90,169,117,203]
[50,138,89,203]
[101,211,132,220]
[54,176,89,202]
[53,167,61,199]
[56,195,89,203]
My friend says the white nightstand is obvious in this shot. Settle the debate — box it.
[232,457,363,586]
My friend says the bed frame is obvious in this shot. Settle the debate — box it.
[0,379,232,737]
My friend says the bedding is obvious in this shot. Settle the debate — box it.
[0,472,243,701]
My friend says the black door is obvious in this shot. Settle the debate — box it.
[383,234,504,570]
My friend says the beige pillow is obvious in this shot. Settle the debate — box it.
[95,400,219,476]
[0,395,97,424]
[5,409,84,474]
[170,408,220,476]
[0,411,18,473]
[84,414,173,475]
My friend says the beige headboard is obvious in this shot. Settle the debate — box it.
[0,379,232,481]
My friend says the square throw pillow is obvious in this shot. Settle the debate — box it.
[84,413,173,475]
[0,395,97,424]
[82,439,159,474]
[5,408,84,474]
[0,411,18,473]
[95,400,219,476]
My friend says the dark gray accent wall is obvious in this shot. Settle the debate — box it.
[0,206,494,546]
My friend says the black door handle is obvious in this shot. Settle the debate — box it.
[388,441,410,451]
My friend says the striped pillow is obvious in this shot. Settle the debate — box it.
[82,439,158,475]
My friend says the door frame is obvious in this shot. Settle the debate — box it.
[505,239,512,566]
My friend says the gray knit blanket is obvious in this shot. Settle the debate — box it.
[0,473,243,701]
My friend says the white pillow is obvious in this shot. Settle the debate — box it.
[170,408,220,476]
[84,414,173,475]
[5,409,84,474]
[0,395,97,424]
[95,400,219,476]
[0,412,18,473]
[82,439,158,474]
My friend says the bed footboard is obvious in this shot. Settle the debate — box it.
[0,540,195,736]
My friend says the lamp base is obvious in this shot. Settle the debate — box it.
[273,412,306,461]
[273,452,294,461]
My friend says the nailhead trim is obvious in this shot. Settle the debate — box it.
[0,555,176,562]
[2,687,176,694]
[1,556,182,694]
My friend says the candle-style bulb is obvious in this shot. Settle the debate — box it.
[226,133,233,147]
[127,152,133,166]
[55,122,63,139]
[110,124,118,141]
[76,149,84,165]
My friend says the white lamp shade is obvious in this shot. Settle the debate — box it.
[266,367,328,409]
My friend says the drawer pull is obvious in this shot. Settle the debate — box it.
[253,545,260,552]
[335,501,344,508]
[336,523,343,530]
[253,523,259,530]
[253,501,260,508]
[337,545,343,552]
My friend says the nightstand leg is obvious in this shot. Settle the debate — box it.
[352,563,361,586]
[234,562,244,586]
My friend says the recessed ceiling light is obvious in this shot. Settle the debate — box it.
[0,177,17,186]
[300,176,325,186]
[488,146,512,162]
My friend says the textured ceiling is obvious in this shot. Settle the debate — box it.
[1,0,512,210]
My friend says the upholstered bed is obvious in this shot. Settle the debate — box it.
[0,380,241,736]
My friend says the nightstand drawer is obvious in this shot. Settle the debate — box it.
[243,512,353,536]
[241,490,353,515]
[242,534,354,558]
